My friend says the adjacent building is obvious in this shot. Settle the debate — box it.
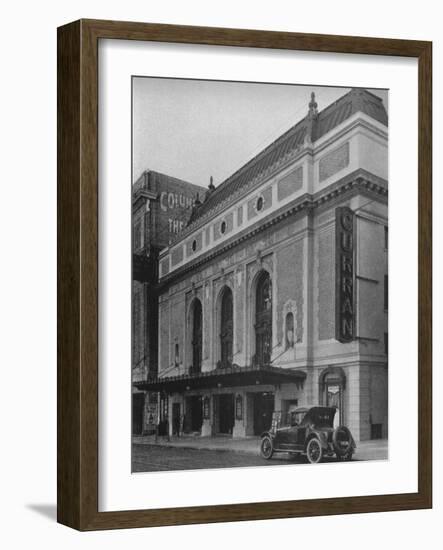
[132,170,206,434]
[136,88,389,442]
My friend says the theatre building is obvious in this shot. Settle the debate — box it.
[132,170,206,434]
[138,88,389,442]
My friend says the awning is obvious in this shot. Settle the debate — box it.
[134,364,306,393]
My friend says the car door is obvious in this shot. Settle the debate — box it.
[288,424,307,450]
[275,425,292,449]
[279,424,303,451]
[296,425,308,448]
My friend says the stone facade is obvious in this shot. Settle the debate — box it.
[140,89,389,442]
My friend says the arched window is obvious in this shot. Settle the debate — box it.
[220,287,233,367]
[191,299,202,373]
[255,271,272,365]
[285,312,294,349]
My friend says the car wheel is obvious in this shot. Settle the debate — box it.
[306,437,323,464]
[260,436,274,460]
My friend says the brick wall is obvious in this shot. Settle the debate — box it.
[132,279,159,376]
[147,171,205,248]
[234,269,245,360]
[132,283,144,364]
[317,225,335,340]
[276,239,304,344]
[169,294,186,369]
[158,301,170,372]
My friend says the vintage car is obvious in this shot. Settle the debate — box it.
[260,406,356,463]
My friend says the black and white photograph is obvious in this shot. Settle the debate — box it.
[2,0,437,542]
[131,78,389,473]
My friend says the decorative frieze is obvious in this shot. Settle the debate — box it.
[247,186,272,220]
[171,245,184,267]
[185,232,203,256]
[205,226,211,246]
[161,171,387,284]
[319,142,350,182]
[237,205,243,226]
[213,211,234,241]
[277,166,303,201]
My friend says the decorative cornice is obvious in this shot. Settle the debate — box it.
[159,169,387,287]
[167,142,308,246]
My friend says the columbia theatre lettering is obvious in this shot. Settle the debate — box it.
[160,191,196,235]
[335,207,355,342]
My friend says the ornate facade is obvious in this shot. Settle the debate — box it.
[137,89,389,442]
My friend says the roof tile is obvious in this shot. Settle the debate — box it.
[187,88,387,226]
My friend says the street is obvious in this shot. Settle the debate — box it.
[132,443,359,472]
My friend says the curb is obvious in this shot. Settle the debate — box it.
[134,442,260,455]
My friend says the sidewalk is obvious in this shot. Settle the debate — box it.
[133,434,388,461]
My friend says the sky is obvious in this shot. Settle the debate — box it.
[133,78,388,188]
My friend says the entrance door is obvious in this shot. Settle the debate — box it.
[184,396,203,433]
[218,394,234,434]
[326,384,341,428]
[253,392,275,435]
[132,393,144,435]
[172,403,181,436]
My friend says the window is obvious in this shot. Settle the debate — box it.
[220,287,233,367]
[285,312,294,349]
[220,220,227,234]
[256,196,264,212]
[191,239,197,252]
[384,333,388,355]
[384,226,388,249]
[255,271,272,365]
[191,299,202,374]
[174,343,179,365]
[384,274,388,310]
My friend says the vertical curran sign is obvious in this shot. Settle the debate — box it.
[335,207,355,342]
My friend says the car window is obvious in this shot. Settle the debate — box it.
[316,412,332,425]
[288,411,306,425]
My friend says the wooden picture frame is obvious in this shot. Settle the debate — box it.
[57,19,432,530]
